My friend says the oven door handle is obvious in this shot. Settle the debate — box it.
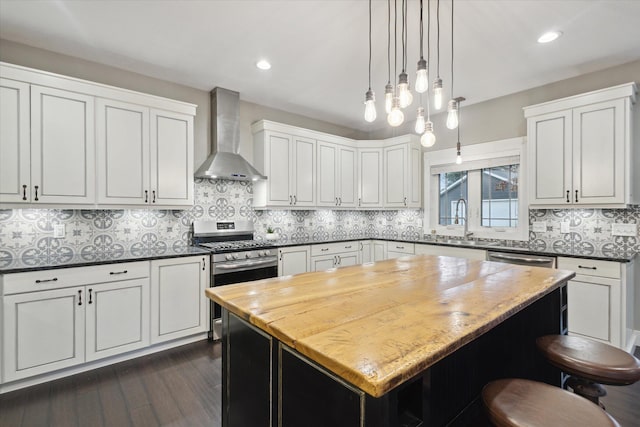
[216,258,277,270]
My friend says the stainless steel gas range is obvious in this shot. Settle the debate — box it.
[193,220,278,340]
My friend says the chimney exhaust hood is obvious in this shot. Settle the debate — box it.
[194,87,267,181]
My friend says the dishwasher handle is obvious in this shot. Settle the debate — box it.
[488,252,555,266]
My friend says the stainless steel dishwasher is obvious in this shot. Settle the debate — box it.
[487,251,556,268]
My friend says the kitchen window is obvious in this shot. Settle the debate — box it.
[424,137,528,241]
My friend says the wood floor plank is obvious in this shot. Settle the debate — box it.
[19,382,51,427]
[96,365,133,427]
[74,370,104,427]
[138,352,184,425]
[0,389,25,426]
[49,376,78,427]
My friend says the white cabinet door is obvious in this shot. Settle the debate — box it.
[338,145,357,207]
[384,144,407,208]
[373,241,387,261]
[150,256,209,344]
[96,99,150,204]
[0,78,30,203]
[30,85,95,204]
[278,246,311,276]
[266,132,293,206]
[85,278,150,362]
[528,110,572,205]
[358,148,384,208]
[360,241,372,263]
[337,253,359,267]
[292,136,316,206]
[407,144,422,207]
[150,109,194,206]
[311,255,337,272]
[567,279,611,342]
[317,141,338,207]
[3,287,85,382]
[572,99,625,205]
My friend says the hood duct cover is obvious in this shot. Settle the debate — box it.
[194,87,267,181]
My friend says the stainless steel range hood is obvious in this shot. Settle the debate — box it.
[195,87,266,181]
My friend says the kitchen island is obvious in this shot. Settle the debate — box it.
[206,255,575,427]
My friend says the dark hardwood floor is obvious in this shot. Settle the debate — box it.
[1,342,638,426]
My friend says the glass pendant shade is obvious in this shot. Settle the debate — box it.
[397,72,413,108]
[384,84,394,114]
[446,99,459,129]
[364,89,377,123]
[415,58,428,93]
[433,78,443,110]
[387,98,404,127]
[420,121,436,147]
[414,107,426,134]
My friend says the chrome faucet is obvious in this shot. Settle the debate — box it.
[454,198,473,239]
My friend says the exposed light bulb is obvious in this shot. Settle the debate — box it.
[414,107,426,134]
[433,78,443,110]
[397,72,413,108]
[415,58,428,93]
[384,83,394,114]
[421,121,436,147]
[456,153,462,164]
[364,89,376,123]
[387,98,404,127]
[446,99,459,129]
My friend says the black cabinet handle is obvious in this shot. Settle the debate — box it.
[109,270,128,275]
[22,184,27,201]
[88,289,93,304]
[404,196,407,206]
[34,185,39,201]
[145,190,148,203]
[202,258,206,271]
[359,197,362,207]
[575,190,579,203]
[345,245,352,249]
[578,265,597,270]
[566,190,570,203]
[321,248,329,252]
[289,195,293,205]
[35,277,58,284]
[152,190,156,203]
[78,290,82,306]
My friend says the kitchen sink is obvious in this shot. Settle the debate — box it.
[440,239,499,246]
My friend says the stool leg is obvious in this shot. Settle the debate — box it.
[566,376,607,408]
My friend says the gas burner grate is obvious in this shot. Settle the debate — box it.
[199,240,265,251]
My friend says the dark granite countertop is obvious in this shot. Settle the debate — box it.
[0,246,211,274]
[0,237,635,275]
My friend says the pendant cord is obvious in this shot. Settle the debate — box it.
[419,0,423,59]
[394,0,397,91]
[436,0,440,78]
[387,0,391,84]
[426,0,431,119]
[402,0,408,72]
[450,0,454,97]
[368,0,372,90]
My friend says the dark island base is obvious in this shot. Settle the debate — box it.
[221,286,566,427]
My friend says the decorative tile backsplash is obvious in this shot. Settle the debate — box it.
[0,178,638,262]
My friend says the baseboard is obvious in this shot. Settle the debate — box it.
[0,332,208,394]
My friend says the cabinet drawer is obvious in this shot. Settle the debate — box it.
[386,242,415,254]
[557,257,620,279]
[311,242,358,256]
[2,261,149,295]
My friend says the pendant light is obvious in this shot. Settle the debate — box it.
[415,0,428,93]
[446,0,459,129]
[415,106,426,134]
[384,0,393,114]
[397,0,413,109]
[388,0,404,126]
[420,0,435,148]
[363,0,377,123]
[432,0,443,110]
[455,98,464,164]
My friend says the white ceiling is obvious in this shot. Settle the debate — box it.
[1,0,639,132]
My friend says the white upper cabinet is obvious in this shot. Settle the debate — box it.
[525,83,636,208]
[0,62,196,208]
[357,145,384,208]
[252,122,316,208]
[0,78,30,203]
[317,140,357,208]
[384,136,422,208]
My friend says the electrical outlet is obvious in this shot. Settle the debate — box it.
[560,222,570,234]
[611,223,637,237]
[53,224,65,238]
[531,221,547,233]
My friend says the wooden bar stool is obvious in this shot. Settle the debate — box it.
[536,335,640,406]
[482,378,620,427]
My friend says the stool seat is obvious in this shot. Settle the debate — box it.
[536,335,640,385]
[482,378,620,427]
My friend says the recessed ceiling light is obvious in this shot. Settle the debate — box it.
[537,31,562,44]
[256,60,271,70]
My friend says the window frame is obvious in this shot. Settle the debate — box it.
[423,137,528,241]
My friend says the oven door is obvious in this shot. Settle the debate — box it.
[209,265,278,340]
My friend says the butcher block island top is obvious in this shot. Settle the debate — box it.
[205,255,575,398]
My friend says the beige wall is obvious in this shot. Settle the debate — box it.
[371,59,640,149]
[0,39,366,168]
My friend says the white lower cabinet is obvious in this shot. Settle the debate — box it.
[150,256,209,344]
[372,240,387,261]
[557,256,632,349]
[360,241,372,263]
[1,261,150,382]
[415,244,487,260]
[278,246,311,276]
[386,242,415,259]
[310,242,360,272]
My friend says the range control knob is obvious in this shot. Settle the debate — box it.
[231,254,239,260]
[225,254,234,261]
[264,250,271,256]
[258,250,265,257]
[245,253,251,259]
